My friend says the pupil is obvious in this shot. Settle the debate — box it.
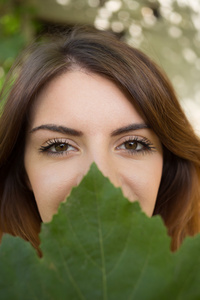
[125,141,137,150]
[55,143,68,151]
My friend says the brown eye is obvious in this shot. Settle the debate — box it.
[39,139,78,155]
[116,137,155,154]
[54,143,69,152]
[124,141,138,150]
[116,139,144,152]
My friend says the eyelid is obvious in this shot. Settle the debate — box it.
[39,138,80,155]
[114,135,156,153]
[114,135,152,146]
[43,137,78,147]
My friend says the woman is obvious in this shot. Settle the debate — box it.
[0,26,200,255]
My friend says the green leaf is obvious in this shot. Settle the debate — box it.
[0,163,200,299]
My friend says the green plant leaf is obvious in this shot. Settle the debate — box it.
[1,163,200,299]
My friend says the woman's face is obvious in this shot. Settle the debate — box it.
[24,71,163,222]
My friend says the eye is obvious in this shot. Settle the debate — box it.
[39,139,78,156]
[116,137,155,154]
[122,140,143,151]
[50,143,74,153]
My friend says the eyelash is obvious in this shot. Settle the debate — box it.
[115,137,156,155]
[39,138,77,156]
[39,137,156,157]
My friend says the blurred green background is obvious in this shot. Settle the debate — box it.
[0,0,200,132]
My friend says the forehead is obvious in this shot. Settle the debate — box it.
[29,70,145,131]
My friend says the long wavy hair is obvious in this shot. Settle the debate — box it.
[0,26,200,254]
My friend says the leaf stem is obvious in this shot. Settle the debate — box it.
[98,223,108,300]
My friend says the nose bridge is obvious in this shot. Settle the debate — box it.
[88,143,119,187]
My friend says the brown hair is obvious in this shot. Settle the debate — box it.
[0,26,200,253]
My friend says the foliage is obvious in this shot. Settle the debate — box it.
[0,163,200,299]
[1,0,200,130]
[0,0,39,89]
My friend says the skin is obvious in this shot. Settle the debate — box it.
[24,70,163,222]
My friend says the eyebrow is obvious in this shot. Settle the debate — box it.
[30,123,150,137]
[30,124,83,136]
[111,123,150,136]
